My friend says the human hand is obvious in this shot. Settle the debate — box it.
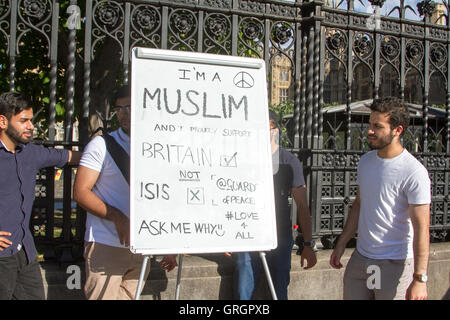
[406,280,427,300]
[108,207,130,247]
[301,247,317,269]
[329,245,345,269]
[160,255,178,272]
[0,231,12,251]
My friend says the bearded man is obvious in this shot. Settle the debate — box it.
[0,91,80,299]
[329,97,431,300]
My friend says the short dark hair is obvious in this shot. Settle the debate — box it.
[268,109,280,128]
[0,92,33,120]
[114,84,131,102]
[369,97,409,136]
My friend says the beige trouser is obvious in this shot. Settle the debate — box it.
[83,241,150,300]
[343,249,414,300]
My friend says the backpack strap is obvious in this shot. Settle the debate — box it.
[102,133,130,185]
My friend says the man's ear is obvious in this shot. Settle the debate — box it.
[270,126,279,137]
[271,127,280,145]
[394,125,404,137]
[0,115,8,130]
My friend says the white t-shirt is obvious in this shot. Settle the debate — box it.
[356,149,431,260]
[80,129,130,248]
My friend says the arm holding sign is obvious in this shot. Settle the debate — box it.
[74,165,131,246]
[73,153,178,271]
[159,254,178,272]
[73,85,179,300]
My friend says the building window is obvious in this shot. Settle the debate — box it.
[279,88,289,103]
[279,70,289,82]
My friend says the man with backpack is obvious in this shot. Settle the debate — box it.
[73,85,177,300]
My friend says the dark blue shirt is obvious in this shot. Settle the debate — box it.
[0,141,69,263]
[273,147,305,240]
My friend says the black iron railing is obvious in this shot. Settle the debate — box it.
[0,0,448,261]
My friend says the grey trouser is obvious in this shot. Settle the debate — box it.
[343,249,414,300]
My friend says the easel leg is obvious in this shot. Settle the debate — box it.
[175,254,183,300]
[259,252,278,300]
[135,255,150,300]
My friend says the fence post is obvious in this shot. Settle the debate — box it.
[60,0,80,263]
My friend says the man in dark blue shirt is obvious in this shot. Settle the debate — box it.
[0,92,80,300]
[232,110,317,300]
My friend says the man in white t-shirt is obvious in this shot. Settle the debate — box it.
[73,85,177,299]
[330,97,431,300]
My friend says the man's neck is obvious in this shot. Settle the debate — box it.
[0,133,17,153]
[271,143,279,155]
[120,127,130,137]
[377,141,404,159]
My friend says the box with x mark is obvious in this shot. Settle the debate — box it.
[187,187,205,205]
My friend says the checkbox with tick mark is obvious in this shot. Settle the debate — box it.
[220,152,238,167]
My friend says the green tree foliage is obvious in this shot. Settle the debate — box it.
[269,99,294,147]
[0,1,83,137]
[0,1,124,140]
[0,1,282,139]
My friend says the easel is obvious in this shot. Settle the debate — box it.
[134,251,278,300]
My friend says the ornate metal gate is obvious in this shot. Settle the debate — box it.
[0,0,448,261]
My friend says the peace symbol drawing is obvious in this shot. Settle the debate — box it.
[233,71,254,89]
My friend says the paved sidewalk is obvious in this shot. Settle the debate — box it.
[41,243,450,300]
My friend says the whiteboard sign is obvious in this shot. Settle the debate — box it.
[130,48,276,255]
